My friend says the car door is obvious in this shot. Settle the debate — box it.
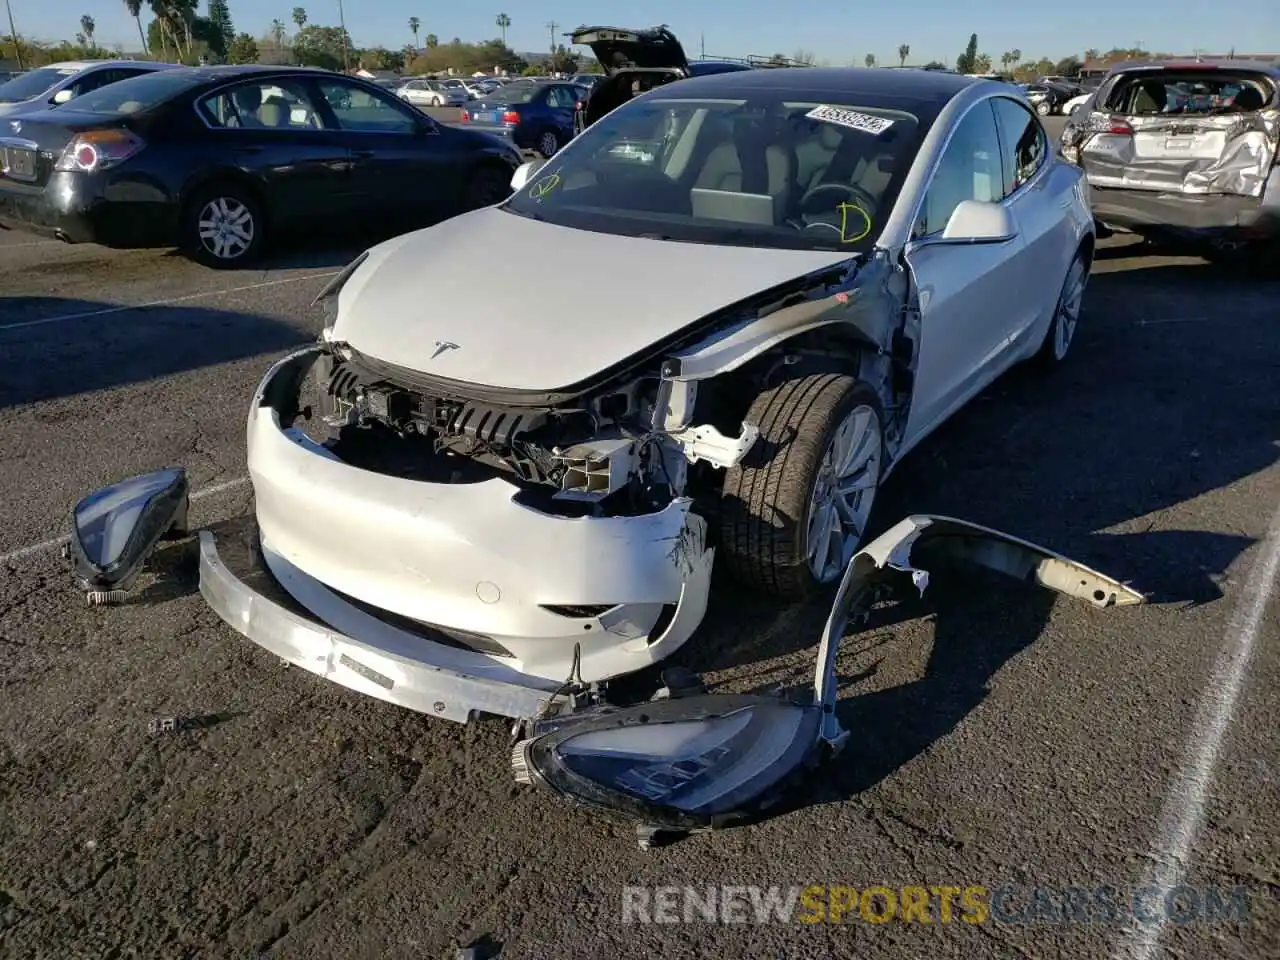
[990,96,1073,346]
[901,99,1032,445]
[310,76,456,223]
[542,84,579,141]
[195,77,354,225]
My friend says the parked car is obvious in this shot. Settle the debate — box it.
[570,25,752,133]
[1021,81,1078,116]
[460,79,586,157]
[396,77,467,108]
[205,67,1095,721]
[0,65,521,266]
[0,59,177,117]
[1060,59,1280,262]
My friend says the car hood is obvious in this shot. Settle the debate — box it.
[329,207,853,392]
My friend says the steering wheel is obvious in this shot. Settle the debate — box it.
[798,182,880,244]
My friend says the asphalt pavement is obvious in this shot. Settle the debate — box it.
[0,197,1277,959]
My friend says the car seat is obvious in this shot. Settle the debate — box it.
[1131,81,1166,114]
[693,118,796,222]
[1230,85,1265,112]
[257,97,289,127]
[229,85,263,127]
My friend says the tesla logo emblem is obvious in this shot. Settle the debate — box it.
[430,340,459,359]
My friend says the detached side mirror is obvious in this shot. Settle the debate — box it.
[941,199,1017,243]
[510,158,546,192]
[69,467,189,603]
[52,88,75,104]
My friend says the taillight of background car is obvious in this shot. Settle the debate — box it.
[54,130,146,174]
[502,110,520,125]
[460,110,469,121]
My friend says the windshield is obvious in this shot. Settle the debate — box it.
[503,94,922,252]
[58,70,199,114]
[0,67,76,103]
[485,82,541,104]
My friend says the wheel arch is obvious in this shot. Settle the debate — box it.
[180,168,272,229]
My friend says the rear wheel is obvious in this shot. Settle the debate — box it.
[1035,251,1088,367]
[536,128,562,158]
[720,374,885,601]
[182,183,264,268]
[1035,100,1051,116]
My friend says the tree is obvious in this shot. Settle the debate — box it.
[495,12,510,46]
[408,16,419,48]
[1010,48,1021,67]
[1055,55,1082,77]
[1083,48,1099,61]
[792,48,816,66]
[79,15,96,49]
[956,32,978,73]
[123,0,149,56]
[268,18,285,47]
[226,31,258,64]
[425,33,438,48]
[864,53,876,68]
[547,43,577,75]
[291,6,306,32]
[897,43,909,67]
[206,0,234,59]
[292,23,350,71]
[974,52,992,73]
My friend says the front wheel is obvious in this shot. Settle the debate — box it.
[182,184,264,268]
[1035,100,1051,116]
[720,374,885,601]
[463,164,514,211]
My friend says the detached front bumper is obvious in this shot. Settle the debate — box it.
[239,348,716,702]
[199,518,561,722]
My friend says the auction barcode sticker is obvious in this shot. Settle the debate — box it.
[806,105,895,135]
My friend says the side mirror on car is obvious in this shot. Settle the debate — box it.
[939,199,1017,244]
[52,88,75,104]
[510,158,547,192]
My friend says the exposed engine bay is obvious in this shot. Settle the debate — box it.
[299,346,759,519]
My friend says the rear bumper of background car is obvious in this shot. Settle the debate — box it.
[235,349,716,711]
[1090,177,1280,240]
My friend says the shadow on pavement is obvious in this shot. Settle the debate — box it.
[0,297,312,408]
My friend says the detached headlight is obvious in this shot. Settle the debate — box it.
[69,467,190,604]
[513,695,823,834]
[312,251,368,337]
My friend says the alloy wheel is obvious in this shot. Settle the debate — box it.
[805,404,883,583]
[539,131,559,157]
[1053,256,1087,360]
[197,197,254,261]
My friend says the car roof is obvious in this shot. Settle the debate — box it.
[44,59,168,71]
[163,64,341,82]
[646,65,979,106]
[1107,58,1280,78]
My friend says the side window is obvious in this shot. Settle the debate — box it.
[315,79,418,134]
[991,97,1047,196]
[914,103,1003,238]
[198,79,325,130]
[546,86,575,109]
[68,69,117,97]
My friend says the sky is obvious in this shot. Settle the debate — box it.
[13,0,1280,65]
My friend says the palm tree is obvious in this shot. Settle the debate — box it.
[291,6,306,32]
[1010,48,1022,69]
[408,16,420,49]
[80,14,96,49]
[123,0,148,55]
[897,43,909,67]
[496,12,511,46]
[425,33,438,48]
[864,53,876,68]
[269,18,285,47]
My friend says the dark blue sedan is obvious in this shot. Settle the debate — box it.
[461,79,587,158]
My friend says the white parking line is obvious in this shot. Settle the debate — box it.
[0,475,249,565]
[1112,501,1280,960]
[0,271,339,332]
